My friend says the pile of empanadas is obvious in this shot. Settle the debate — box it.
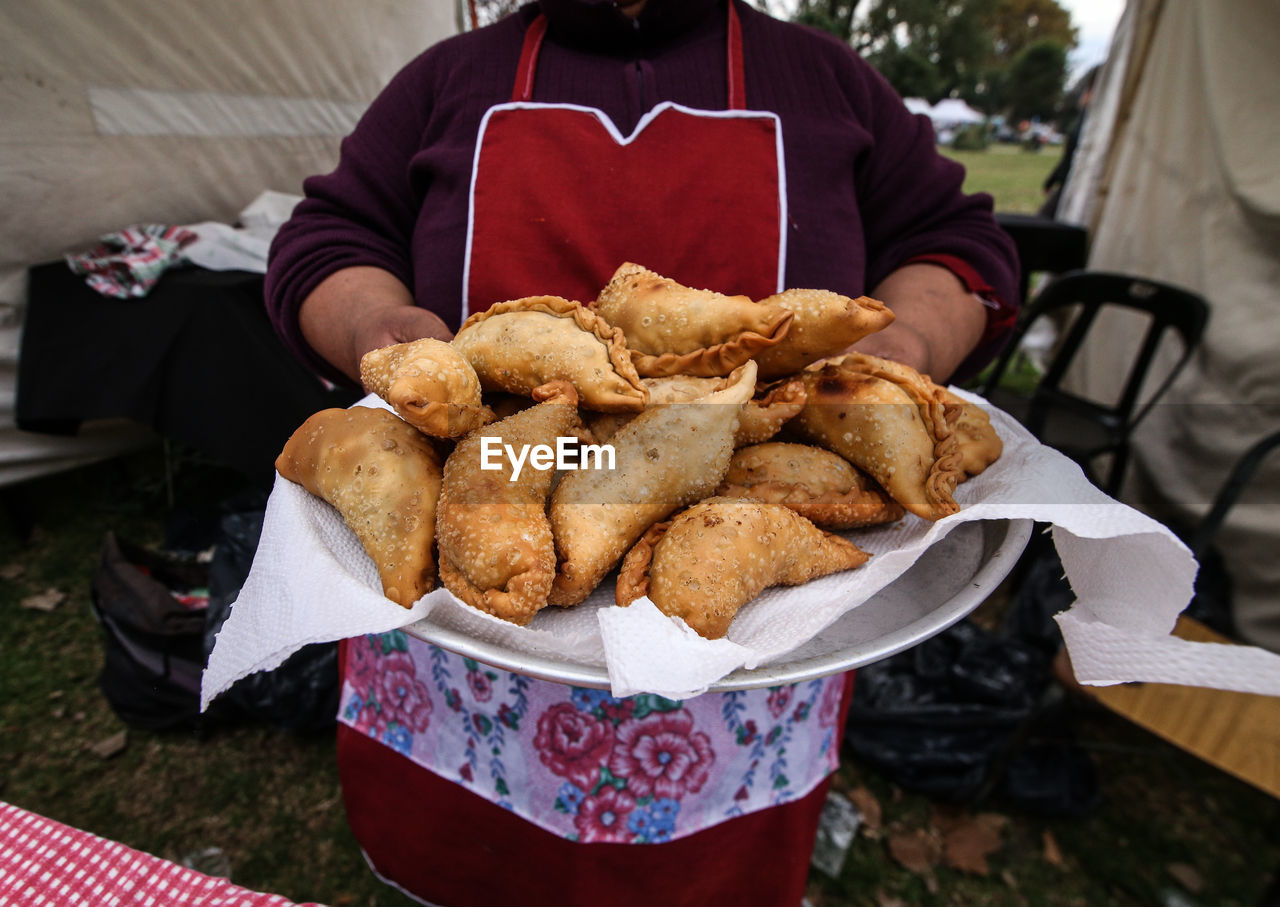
[276,264,1002,639]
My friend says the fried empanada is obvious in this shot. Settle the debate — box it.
[547,361,758,606]
[751,289,895,379]
[275,406,443,608]
[593,262,792,378]
[436,382,583,625]
[452,295,648,412]
[359,337,494,439]
[616,497,870,638]
[791,354,962,521]
[938,388,1003,479]
[735,377,807,445]
[716,442,904,529]
[581,374,804,448]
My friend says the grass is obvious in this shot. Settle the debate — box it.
[3,446,1279,906]
[941,143,1064,215]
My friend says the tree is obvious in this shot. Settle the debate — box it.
[791,0,863,43]
[985,0,1078,67]
[870,48,942,102]
[851,0,1075,116]
[859,0,996,103]
[1005,38,1068,121]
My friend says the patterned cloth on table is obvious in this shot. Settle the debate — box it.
[65,224,197,299]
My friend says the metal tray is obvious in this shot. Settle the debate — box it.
[406,518,1033,691]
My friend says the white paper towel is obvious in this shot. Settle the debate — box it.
[202,391,1280,709]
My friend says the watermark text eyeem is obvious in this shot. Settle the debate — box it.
[479,435,615,481]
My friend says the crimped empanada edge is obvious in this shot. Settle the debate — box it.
[614,520,671,607]
[715,480,905,530]
[820,353,963,519]
[628,312,794,378]
[457,295,649,410]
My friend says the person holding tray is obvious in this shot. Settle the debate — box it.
[265,1,1019,904]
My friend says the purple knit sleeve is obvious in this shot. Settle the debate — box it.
[849,62,1022,372]
[264,53,436,382]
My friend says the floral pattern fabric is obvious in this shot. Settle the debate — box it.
[339,631,846,843]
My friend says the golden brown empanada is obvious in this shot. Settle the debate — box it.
[483,391,537,422]
[452,295,648,412]
[751,289,895,378]
[716,442,904,529]
[938,388,1003,479]
[615,497,870,638]
[275,406,443,608]
[791,353,962,521]
[735,377,807,445]
[593,262,792,378]
[547,361,758,606]
[359,337,494,439]
[436,382,583,626]
[581,374,804,448]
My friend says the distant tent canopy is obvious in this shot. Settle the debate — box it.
[903,97,935,117]
[928,98,987,126]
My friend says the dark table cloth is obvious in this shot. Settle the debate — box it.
[17,262,359,487]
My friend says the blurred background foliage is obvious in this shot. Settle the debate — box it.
[465,0,1081,128]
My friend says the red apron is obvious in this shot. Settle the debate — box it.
[463,3,786,315]
[339,8,852,905]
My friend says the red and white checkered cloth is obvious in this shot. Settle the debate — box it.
[65,224,198,299]
[0,800,315,906]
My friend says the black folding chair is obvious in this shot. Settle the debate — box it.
[979,270,1210,495]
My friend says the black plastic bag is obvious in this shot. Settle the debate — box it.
[1000,536,1075,656]
[847,620,1052,803]
[92,495,339,735]
[202,505,339,734]
[90,533,211,731]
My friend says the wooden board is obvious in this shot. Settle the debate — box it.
[1078,617,1280,799]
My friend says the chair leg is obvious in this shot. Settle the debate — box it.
[1102,445,1131,497]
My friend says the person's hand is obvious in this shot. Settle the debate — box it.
[849,262,987,382]
[299,266,452,385]
[351,304,453,370]
[849,320,931,376]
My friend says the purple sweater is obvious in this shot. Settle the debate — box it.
[266,0,1019,385]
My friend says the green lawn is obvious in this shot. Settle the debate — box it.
[942,143,1063,215]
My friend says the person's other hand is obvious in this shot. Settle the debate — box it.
[849,321,930,376]
[851,263,987,383]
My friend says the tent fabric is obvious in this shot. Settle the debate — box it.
[0,0,459,487]
[1056,0,1280,651]
[928,98,986,126]
[902,97,934,117]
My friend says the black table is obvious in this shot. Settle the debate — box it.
[17,262,360,488]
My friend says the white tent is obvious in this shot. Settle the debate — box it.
[928,98,986,126]
[902,97,935,117]
[0,1,460,486]
[1058,0,1280,651]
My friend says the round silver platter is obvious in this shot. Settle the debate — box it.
[405,518,1033,691]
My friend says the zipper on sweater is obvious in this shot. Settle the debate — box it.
[630,15,644,119]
